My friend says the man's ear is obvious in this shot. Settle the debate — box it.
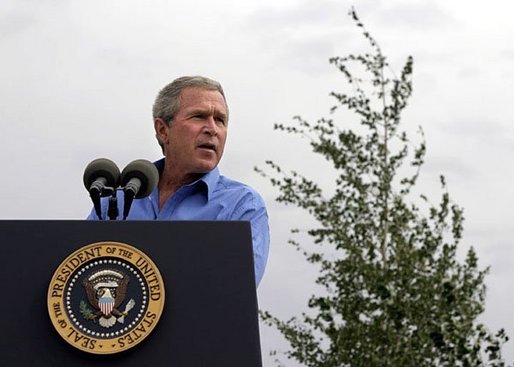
[154,118,169,147]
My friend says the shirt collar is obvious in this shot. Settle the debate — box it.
[154,158,219,200]
[199,166,219,200]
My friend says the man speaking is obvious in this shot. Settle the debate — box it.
[87,76,270,286]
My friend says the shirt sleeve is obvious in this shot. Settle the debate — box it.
[86,208,99,220]
[86,199,108,220]
[231,191,270,287]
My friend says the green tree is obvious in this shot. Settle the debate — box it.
[258,9,508,367]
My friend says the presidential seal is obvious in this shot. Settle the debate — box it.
[47,242,165,354]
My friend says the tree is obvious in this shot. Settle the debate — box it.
[258,9,508,367]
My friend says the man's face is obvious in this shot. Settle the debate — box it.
[155,87,228,177]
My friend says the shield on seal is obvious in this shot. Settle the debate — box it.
[98,294,115,316]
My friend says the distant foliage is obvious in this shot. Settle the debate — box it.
[258,9,508,367]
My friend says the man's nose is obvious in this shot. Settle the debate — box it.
[203,116,218,136]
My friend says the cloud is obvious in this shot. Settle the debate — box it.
[436,116,509,144]
[500,48,514,59]
[373,0,456,30]
[241,0,360,75]
[245,0,350,30]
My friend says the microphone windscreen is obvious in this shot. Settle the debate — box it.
[83,158,121,194]
[120,159,159,198]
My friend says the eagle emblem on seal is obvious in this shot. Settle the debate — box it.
[81,269,136,328]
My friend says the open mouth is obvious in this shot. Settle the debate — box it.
[198,143,216,152]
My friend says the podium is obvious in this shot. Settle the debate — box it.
[0,220,262,367]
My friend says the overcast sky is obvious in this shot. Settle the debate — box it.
[2,0,514,365]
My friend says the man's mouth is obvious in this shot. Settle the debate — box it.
[197,143,216,152]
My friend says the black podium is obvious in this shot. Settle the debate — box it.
[0,220,262,367]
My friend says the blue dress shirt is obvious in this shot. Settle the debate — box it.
[87,159,270,286]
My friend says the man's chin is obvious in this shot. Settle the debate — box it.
[194,160,218,173]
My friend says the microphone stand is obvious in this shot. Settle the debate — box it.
[91,189,103,220]
[90,183,117,221]
[107,192,119,220]
[122,177,141,220]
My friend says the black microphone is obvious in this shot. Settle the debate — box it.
[83,158,121,220]
[120,159,159,219]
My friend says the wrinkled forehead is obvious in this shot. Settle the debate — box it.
[178,87,229,117]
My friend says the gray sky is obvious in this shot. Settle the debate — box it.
[2,0,514,365]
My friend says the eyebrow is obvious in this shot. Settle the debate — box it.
[187,108,227,121]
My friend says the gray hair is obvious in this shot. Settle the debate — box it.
[152,76,228,125]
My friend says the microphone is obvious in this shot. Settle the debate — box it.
[83,158,121,220]
[120,159,159,219]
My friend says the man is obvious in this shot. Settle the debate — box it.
[88,76,270,285]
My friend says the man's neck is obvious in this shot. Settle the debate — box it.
[157,169,202,210]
